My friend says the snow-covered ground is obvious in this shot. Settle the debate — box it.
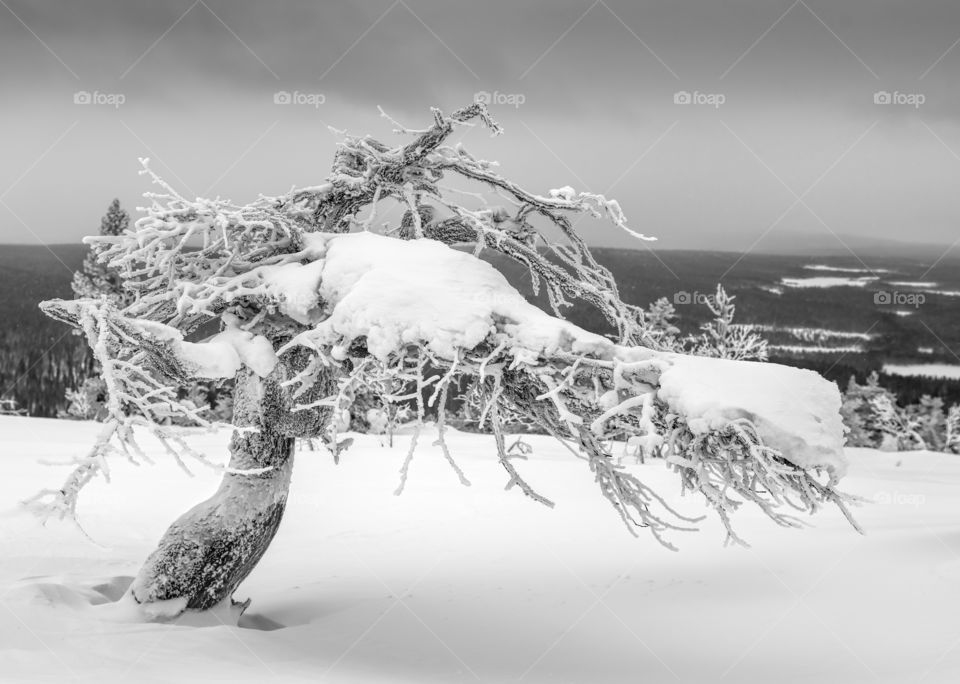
[882,364,960,380]
[887,281,938,288]
[768,344,865,354]
[780,276,878,289]
[2,416,960,684]
[751,326,874,341]
[751,327,872,356]
[803,265,893,274]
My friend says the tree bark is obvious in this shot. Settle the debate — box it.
[129,357,329,616]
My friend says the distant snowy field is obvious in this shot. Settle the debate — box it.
[2,416,960,684]
[781,276,878,288]
[883,364,960,380]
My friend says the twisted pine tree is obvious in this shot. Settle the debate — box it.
[35,104,860,621]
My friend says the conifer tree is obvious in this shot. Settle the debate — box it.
[642,297,680,348]
[689,285,768,361]
[71,199,132,305]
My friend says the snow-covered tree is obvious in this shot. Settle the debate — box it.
[35,104,859,620]
[870,393,926,451]
[946,404,960,454]
[904,396,948,452]
[840,375,875,448]
[688,285,768,361]
[839,374,957,452]
[641,297,680,349]
[63,200,133,420]
[71,199,132,305]
[67,198,236,422]
[61,377,109,421]
[839,372,899,448]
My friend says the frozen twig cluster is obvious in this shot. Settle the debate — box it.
[28,300,244,522]
[664,419,863,545]
[282,316,857,548]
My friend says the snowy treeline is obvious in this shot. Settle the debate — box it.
[842,372,960,453]
[751,325,873,343]
[633,285,768,361]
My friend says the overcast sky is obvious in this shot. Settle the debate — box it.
[2,0,960,251]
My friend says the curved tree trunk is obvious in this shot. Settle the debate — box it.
[129,362,322,616]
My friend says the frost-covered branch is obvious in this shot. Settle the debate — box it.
[27,299,261,521]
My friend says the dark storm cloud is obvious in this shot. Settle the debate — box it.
[3,0,958,108]
[2,0,960,252]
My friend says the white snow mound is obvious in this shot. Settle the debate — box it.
[301,231,614,362]
[131,318,277,379]
[657,353,847,475]
[287,232,847,476]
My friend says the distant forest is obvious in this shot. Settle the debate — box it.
[0,245,92,416]
[1,242,959,417]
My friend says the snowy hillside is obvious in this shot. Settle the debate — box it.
[2,416,959,683]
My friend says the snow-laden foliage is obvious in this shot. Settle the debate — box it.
[64,198,235,423]
[71,199,133,306]
[61,377,109,421]
[36,104,859,546]
[636,286,767,361]
[841,372,960,453]
[640,297,681,350]
[948,405,960,453]
[687,286,768,361]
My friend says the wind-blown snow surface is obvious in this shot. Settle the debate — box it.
[3,417,960,683]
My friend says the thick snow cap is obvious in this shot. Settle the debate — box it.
[655,353,847,476]
[158,231,845,476]
[280,232,847,477]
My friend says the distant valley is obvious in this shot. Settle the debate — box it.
[2,242,959,416]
